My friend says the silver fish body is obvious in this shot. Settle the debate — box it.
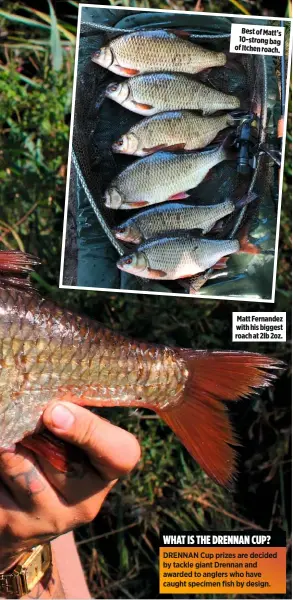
[112,111,235,156]
[114,200,235,244]
[92,30,226,77]
[117,236,239,280]
[105,73,240,117]
[105,146,229,209]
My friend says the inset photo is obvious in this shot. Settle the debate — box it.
[60,4,292,301]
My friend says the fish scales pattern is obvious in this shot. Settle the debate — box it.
[120,200,235,242]
[111,148,227,207]
[0,287,187,439]
[110,30,226,74]
[126,74,240,113]
[117,112,232,155]
[138,237,239,279]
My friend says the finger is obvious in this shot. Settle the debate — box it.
[0,446,61,511]
[43,402,141,480]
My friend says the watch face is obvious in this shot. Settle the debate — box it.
[0,545,52,598]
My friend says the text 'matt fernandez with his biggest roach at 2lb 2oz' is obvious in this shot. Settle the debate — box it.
[0,252,284,487]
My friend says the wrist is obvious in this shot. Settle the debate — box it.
[0,554,22,574]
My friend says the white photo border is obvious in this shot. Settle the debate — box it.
[59,4,293,304]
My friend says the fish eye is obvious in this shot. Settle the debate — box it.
[117,138,124,146]
[108,83,118,92]
[124,257,133,265]
[118,226,126,233]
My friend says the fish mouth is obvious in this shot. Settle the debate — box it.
[116,255,133,272]
[105,188,123,209]
[92,47,113,69]
[113,227,141,244]
[112,140,126,154]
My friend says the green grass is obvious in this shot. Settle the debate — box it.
[0,1,291,598]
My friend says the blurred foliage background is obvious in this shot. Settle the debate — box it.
[0,0,292,598]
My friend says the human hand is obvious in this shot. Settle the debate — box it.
[0,402,140,572]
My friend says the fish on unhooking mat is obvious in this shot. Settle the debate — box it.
[117,232,260,280]
[105,73,240,117]
[113,193,256,244]
[105,144,232,209]
[112,110,243,156]
[0,251,283,487]
[92,29,227,77]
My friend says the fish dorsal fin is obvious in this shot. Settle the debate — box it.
[0,250,40,289]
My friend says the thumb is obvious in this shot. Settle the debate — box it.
[43,402,141,481]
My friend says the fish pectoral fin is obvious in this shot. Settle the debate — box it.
[164,143,186,152]
[22,430,86,475]
[167,28,191,40]
[142,144,168,153]
[129,201,149,208]
[147,268,167,279]
[117,66,140,76]
[0,250,40,290]
[133,101,153,111]
[178,273,196,279]
[213,256,229,270]
[142,143,186,153]
[168,192,190,200]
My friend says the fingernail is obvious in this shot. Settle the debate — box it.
[51,404,75,430]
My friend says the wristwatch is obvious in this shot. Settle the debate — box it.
[0,544,52,599]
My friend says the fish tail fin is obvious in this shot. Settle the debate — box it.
[0,250,40,289]
[0,250,39,273]
[238,224,260,254]
[223,52,246,73]
[219,132,237,161]
[226,110,254,126]
[22,430,85,474]
[234,191,258,210]
[157,350,283,487]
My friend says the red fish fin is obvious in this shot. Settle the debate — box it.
[178,273,196,279]
[0,251,40,289]
[157,350,283,487]
[168,29,191,40]
[147,268,167,279]
[0,251,39,274]
[142,144,168,153]
[22,430,84,473]
[129,201,149,208]
[168,192,190,200]
[213,256,229,270]
[118,66,140,76]
[133,101,153,111]
[164,143,186,152]
[238,226,260,254]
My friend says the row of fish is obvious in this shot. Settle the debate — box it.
[93,29,247,283]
